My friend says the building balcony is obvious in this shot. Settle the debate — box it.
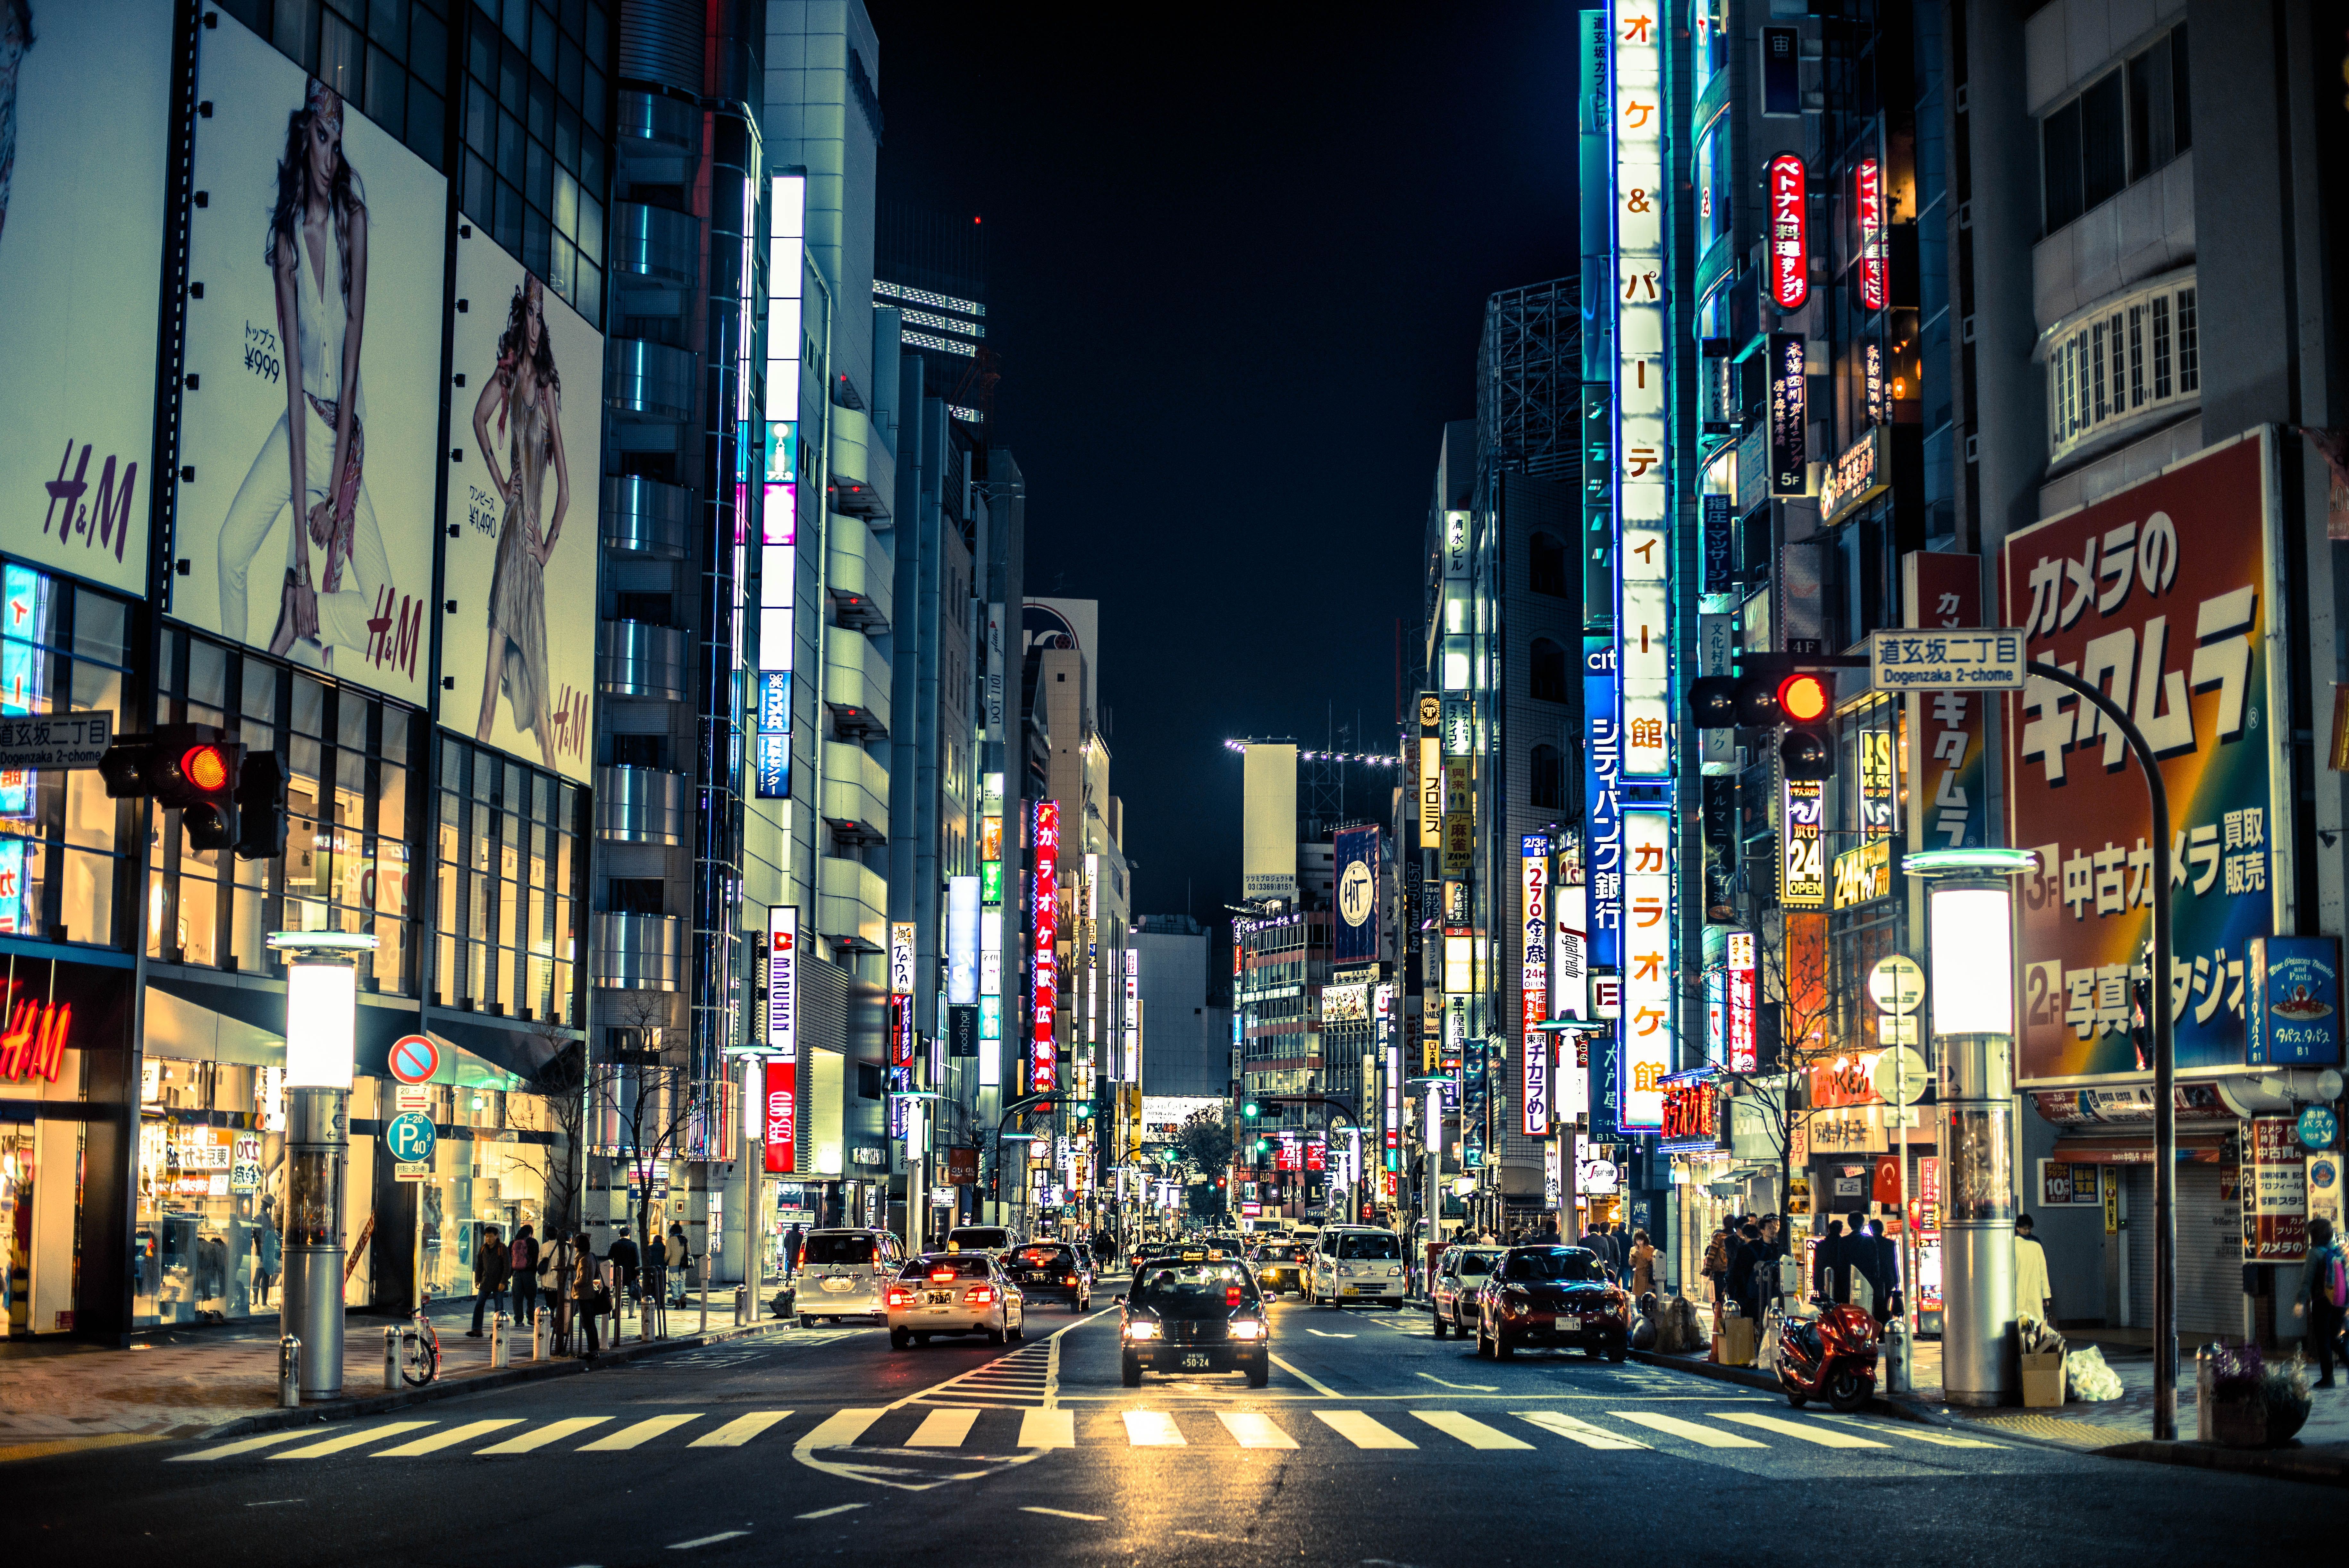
[827,405,889,520]
[602,475,691,559]
[821,741,889,845]
[825,513,892,632]
[612,201,699,284]
[817,855,888,953]
[592,911,682,991]
[823,625,891,738]
[597,619,687,700]
[609,338,696,421]
[595,764,687,845]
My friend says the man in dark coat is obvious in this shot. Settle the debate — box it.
[1813,1218,1849,1302]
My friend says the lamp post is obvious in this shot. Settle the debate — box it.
[267,929,378,1399]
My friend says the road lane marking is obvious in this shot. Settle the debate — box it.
[476,1417,612,1454]
[1514,1411,1650,1450]
[1415,1373,1497,1391]
[907,1408,980,1447]
[1017,1409,1075,1448]
[1821,1417,2005,1449]
[1022,1507,1107,1521]
[1267,1353,1341,1397]
[1712,1411,1887,1448]
[690,1412,793,1448]
[1315,1411,1415,1449]
[1412,1411,1532,1450]
[170,1431,314,1462]
[800,1409,887,1449]
[666,1531,748,1550]
[580,1413,701,1451]
[797,1504,867,1520]
[1217,1412,1298,1449]
[1122,1410,1186,1446]
[1609,1411,1767,1448]
[272,1422,434,1459]
[1304,1329,1357,1338]
[372,1420,523,1456]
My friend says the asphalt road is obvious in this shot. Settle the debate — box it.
[18,1282,2340,1566]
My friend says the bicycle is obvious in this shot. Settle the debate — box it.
[401,1286,442,1386]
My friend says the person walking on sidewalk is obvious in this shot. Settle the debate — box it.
[607,1227,641,1312]
[641,1227,666,1321]
[468,1224,509,1336]
[508,1223,539,1332]
[666,1223,691,1307]
[570,1231,604,1361]
[2015,1212,2054,1324]
[2294,1215,2348,1387]
[1629,1229,1658,1299]
[1702,1221,1733,1321]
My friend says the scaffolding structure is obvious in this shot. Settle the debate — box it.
[1476,276,1581,481]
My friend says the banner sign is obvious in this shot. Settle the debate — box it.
[1769,333,1807,496]
[1618,810,1670,1131]
[2248,935,2343,1066]
[765,906,798,1057]
[1335,825,1380,965]
[1726,929,1758,1072]
[1767,154,1808,309]
[1522,834,1550,1135]
[763,1059,796,1174]
[1032,800,1059,1093]
[1905,552,1990,850]
[2244,1115,2309,1262]
[1584,637,1622,969]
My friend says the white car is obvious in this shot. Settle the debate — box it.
[887,1252,1025,1347]
[1307,1226,1409,1309]
[797,1228,906,1324]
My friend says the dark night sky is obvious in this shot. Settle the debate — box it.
[865,2,1583,928]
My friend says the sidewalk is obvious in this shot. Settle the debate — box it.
[0,1291,791,1463]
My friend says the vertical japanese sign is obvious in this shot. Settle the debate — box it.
[1767,153,1808,310]
[1726,928,1758,1072]
[766,906,798,1057]
[888,995,914,1137]
[1378,982,1401,1163]
[1855,158,1886,312]
[1781,777,1827,908]
[2244,1116,2309,1262]
[1522,834,1551,1134]
[2001,433,2283,1076]
[1032,800,1061,1092]
[1585,641,1623,969]
[764,1059,796,1174]
[1769,333,1807,496]
[1620,809,1671,1129]
[1613,0,1670,783]
[1418,692,1443,848]
[1905,552,1989,850]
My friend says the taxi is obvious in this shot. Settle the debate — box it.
[1249,1240,1308,1298]
[1119,1248,1269,1388]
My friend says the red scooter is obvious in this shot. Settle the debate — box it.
[1772,1297,1880,1412]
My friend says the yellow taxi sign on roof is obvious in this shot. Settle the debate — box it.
[946,1240,960,1251]
[1207,1249,1226,1260]
[1181,1249,1206,1262]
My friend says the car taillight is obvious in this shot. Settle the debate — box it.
[886,1288,913,1307]
[1225,1285,1242,1307]
[930,1269,956,1283]
[966,1285,995,1304]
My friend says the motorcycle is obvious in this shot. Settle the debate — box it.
[1772,1296,1880,1413]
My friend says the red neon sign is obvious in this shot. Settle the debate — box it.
[1031,800,1059,1093]
[1768,154,1808,310]
[1856,158,1885,311]
[0,991,69,1083]
[763,1059,796,1174]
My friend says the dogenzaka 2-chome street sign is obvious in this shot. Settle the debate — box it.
[1868,628,2027,690]
[0,712,112,769]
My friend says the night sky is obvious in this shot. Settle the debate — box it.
[867,2,1583,929]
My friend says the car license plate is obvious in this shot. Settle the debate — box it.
[1182,1352,1210,1369]
[927,1290,954,1304]
[1342,1285,1357,1295]
[821,1277,853,1291]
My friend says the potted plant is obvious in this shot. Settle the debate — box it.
[2205,1343,2312,1448]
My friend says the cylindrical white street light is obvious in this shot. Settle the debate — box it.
[267,929,377,1399]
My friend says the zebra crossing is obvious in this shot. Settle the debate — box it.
[167,1404,2006,1465]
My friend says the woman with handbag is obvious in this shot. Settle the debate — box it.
[570,1231,604,1362]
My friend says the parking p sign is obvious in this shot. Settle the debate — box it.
[382,1110,437,1165]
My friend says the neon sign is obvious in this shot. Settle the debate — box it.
[1768,154,1808,310]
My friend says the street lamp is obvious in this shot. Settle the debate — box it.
[266,928,378,1399]
[1905,848,2035,1410]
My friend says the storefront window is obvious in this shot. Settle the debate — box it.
[415,1082,567,1301]
[433,738,584,1026]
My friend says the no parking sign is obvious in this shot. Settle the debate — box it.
[388,1034,439,1085]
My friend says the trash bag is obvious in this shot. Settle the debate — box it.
[1632,1314,1658,1350]
[2066,1344,2125,1401]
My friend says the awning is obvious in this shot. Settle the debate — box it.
[2051,1134,2231,1165]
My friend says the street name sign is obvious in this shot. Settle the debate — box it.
[0,712,112,770]
[1868,628,2026,690]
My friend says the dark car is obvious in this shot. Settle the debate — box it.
[1006,1241,1093,1310]
[1120,1249,1270,1387]
[1429,1245,1504,1338]
[1250,1241,1307,1298]
[1470,1245,1632,1361]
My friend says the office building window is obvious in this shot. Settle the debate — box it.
[1529,639,1569,704]
[432,736,584,1023]
[2041,24,2190,235]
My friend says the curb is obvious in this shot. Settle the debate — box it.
[2099,1437,2349,1488]
[1628,1348,2009,1428]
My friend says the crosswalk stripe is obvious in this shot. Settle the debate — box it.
[689,1411,792,1448]
[800,1409,885,1449]
[908,1408,980,1447]
[1017,1409,1075,1449]
[1315,1411,1415,1450]
[1412,1411,1532,1450]
[1217,1412,1298,1449]
[1712,1412,1887,1449]
[476,1417,612,1454]
[373,1420,524,1456]
[1609,1411,1767,1449]
[1513,1411,1650,1450]
[580,1414,700,1452]
[1823,1418,2005,1449]
[273,1422,435,1459]
[169,1431,314,1462]
[1122,1410,1186,1446]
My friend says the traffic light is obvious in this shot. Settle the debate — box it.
[100,725,243,851]
[1072,1100,1094,1123]
[1242,1100,1261,1120]
[235,751,290,861]
[1684,658,1836,780]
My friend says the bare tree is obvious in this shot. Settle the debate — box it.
[1705,908,1848,1221]
[597,989,702,1255]
[519,1026,588,1239]
[1177,1108,1234,1219]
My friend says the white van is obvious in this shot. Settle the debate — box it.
[1307,1226,1408,1309]
[796,1228,906,1324]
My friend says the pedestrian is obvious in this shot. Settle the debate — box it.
[1577,1217,1609,1261]
[667,1222,691,1307]
[2294,1216,2347,1387]
[641,1227,666,1319]
[1629,1228,1657,1298]
[607,1226,641,1311]
[1865,1218,1900,1323]
[571,1230,604,1361]
[543,1229,576,1353]
[1536,1217,1560,1244]
[256,1209,281,1308]
[1813,1218,1848,1302]
[2014,1212,2054,1324]
[468,1223,509,1336]
[508,1223,539,1331]
[1740,1215,1787,1320]
[1725,1219,1761,1316]
[1701,1221,1733,1319]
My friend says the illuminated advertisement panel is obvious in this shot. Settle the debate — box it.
[1855,158,1885,312]
[1619,808,1671,1130]
[755,174,806,798]
[766,905,798,1056]
[1032,800,1060,1092]
[1768,153,1808,310]
[948,875,979,1005]
[1521,834,1550,1134]
[763,1058,796,1174]
[1726,928,1758,1073]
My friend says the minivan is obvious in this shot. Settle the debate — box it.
[796,1228,906,1324]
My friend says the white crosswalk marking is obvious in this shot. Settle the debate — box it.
[689,1411,792,1448]
[273,1422,435,1459]
[908,1408,980,1447]
[1712,1411,1888,1448]
[1609,1411,1767,1449]
[1122,1410,1186,1446]
[1412,1411,1532,1450]
[374,1420,524,1456]
[580,1414,700,1451]
[169,1431,313,1462]
[1513,1411,1650,1450]
[476,1417,611,1454]
[1823,1417,2005,1449]
[1016,1409,1075,1449]
[799,1409,885,1449]
[1217,1412,1298,1449]
[1315,1411,1416,1450]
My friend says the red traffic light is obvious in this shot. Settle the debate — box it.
[1776,672,1831,724]
[181,744,232,793]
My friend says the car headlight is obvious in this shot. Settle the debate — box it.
[1124,1320,1159,1340]
[1339,1265,1357,1278]
[1230,1319,1266,1339]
